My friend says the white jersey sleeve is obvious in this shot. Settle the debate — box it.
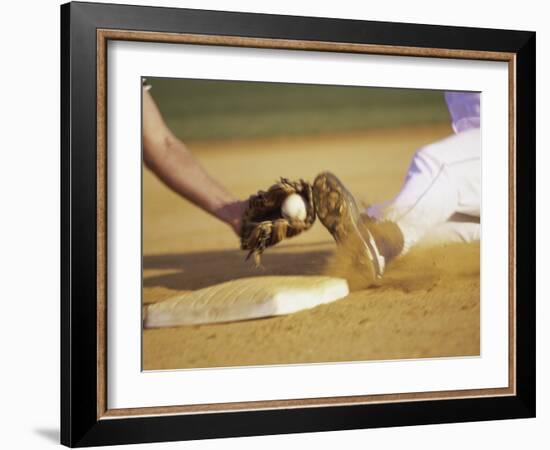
[444,92,480,133]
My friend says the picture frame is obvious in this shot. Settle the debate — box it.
[60,1,536,447]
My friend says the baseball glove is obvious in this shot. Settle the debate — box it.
[240,178,316,264]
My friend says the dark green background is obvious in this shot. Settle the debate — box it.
[147,78,450,141]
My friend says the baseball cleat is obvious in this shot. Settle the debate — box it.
[313,172,386,280]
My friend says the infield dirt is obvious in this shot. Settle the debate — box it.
[142,124,480,370]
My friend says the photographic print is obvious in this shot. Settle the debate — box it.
[141,78,481,370]
[62,3,535,445]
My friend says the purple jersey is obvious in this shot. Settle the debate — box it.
[445,92,480,133]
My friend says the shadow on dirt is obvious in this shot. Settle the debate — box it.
[143,243,332,291]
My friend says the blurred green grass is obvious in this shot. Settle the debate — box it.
[147,77,450,141]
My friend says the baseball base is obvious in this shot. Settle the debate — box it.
[144,276,349,328]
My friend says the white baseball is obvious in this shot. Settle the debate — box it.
[281,193,307,221]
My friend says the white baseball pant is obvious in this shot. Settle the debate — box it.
[366,127,481,252]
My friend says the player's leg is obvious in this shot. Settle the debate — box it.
[313,128,480,281]
[366,128,480,252]
[420,219,480,246]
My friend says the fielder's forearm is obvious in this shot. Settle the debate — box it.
[144,137,245,234]
[142,90,245,234]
